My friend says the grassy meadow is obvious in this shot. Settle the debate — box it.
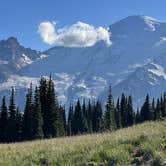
[0,119,165,166]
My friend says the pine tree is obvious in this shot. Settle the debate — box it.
[7,88,17,142]
[22,84,34,140]
[115,98,122,129]
[127,96,135,126]
[104,86,116,130]
[58,105,66,136]
[39,77,48,137]
[120,93,128,127]
[16,107,23,141]
[92,100,103,132]
[0,96,8,142]
[32,87,43,139]
[162,92,166,117]
[61,106,67,134]
[73,99,88,134]
[87,100,93,133]
[140,94,153,121]
[152,98,155,120]
[82,99,87,118]
[44,76,59,138]
[67,104,74,135]
[135,108,141,124]
[154,98,162,120]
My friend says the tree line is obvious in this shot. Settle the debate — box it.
[0,76,165,142]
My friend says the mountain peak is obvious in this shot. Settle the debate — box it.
[110,15,160,33]
[118,15,159,24]
[6,37,19,46]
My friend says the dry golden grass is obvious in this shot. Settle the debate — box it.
[0,119,165,166]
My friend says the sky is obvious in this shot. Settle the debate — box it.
[0,0,166,51]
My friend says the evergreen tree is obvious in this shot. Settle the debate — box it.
[32,87,43,139]
[39,77,48,137]
[140,94,153,121]
[22,84,34,140]
[154,98,162,120]
[104,86,116,130]
[0,96,8,142]
[67,104,74,135]
[16,107,23,141]
[44,76,59,138]
[135,108,140,124]
[7,88,17,142]
[73,99,88,134]
[162,92,166,117]
[92,100,103,132]
[58,105,66,136]
[61,106,67,134]
[82,99,89,131]
[120,93,128,127]
[152,98,155,120]
[82,99,87,118]
[127,96,135,126]
[87,100,93,133]
[115,98,122,128]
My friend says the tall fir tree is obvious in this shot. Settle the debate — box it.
[45,76,59,138]
[162,92,166,117]
[39,77,48,136]
[140,94,153,121]
[87,100,93,133]
[127,96,135,126]
[73,99,88,134]
[22,84,34,140]
[104,86,116,130]
[92,100,103,132]
[32,87,43,139]
[58,105,66,136]
[67,104,74,135]
[120,93,128,127]
[135,108,141,124]
[16,107,23,141]
[7,88,17,142]
[154,98,162,120]
[115,98,122,129]
[0,96,8,142]
[82,99,87,118]
[152,98,155,120]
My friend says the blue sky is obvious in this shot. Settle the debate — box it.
[0,0,166,51]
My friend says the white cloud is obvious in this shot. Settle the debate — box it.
[38,22,57,45]
[38,21,111,47]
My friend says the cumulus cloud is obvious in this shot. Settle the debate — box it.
[38,21,111,47]
[38,22,57,45]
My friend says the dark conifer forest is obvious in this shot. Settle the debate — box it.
[0,76,165,143]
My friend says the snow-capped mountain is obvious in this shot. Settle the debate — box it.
[1,15,166,109]
[0,37,42,79]
[0,37,44,106]
[113,54,166,106]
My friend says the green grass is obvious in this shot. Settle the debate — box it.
[0,120,166,166]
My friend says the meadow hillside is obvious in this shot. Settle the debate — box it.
[0,119,165,166]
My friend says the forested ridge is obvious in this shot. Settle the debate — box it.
[0,76,165,143]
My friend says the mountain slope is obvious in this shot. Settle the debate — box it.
[0,37,42,78]
[0,37,44,106]
[113,53,166,106]
[0,119,165,165]
[20,15,166,106]
[1,15,166,108]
